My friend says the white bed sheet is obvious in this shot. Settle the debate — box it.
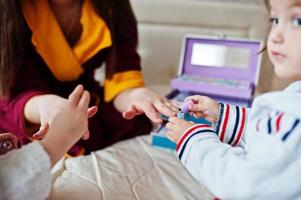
[49,135,213,200]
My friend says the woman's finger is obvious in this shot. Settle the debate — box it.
[163,100,179,113]
[122,104,141,119]
[154,101,177,117]
[143,105,162,123]
[124,102,162,123]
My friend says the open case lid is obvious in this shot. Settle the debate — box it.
[177,34,263,86]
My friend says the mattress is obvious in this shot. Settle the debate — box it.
[49,135,213,199]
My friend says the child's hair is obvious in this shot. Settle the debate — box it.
[264,0,301,9]
[264,0,270,10]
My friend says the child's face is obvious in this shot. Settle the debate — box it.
[267,0,301,80]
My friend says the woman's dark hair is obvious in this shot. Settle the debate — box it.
[91,0,138,78]
[0,1,24,97]
[0,0,137,97]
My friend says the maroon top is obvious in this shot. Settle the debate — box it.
[0,4,152,153]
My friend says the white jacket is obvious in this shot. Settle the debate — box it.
[176,81,301,200]
[0,142,51,200]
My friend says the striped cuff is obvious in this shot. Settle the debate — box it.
[215,103,247,146]
[176,124,217,161]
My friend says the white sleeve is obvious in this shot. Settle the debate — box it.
[176,119,301,200]
[0,141,52,200]
[215,103,250,147]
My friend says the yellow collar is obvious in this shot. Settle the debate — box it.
[22,0,112,81]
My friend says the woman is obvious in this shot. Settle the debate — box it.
[0,0,176,154]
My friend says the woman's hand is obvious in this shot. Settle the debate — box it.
[165,117,195,143]
[115,87,178,124]
[185,95,220,123]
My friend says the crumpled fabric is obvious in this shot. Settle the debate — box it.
[49,135,213,200]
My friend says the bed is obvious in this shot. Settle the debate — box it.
[49,136,213,199]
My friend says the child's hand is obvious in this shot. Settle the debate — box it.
[39,97,97,137]
[165,116,195,143]
[185,95,219,123]
[40,85,92,165]
[29,91,98,140]
[32,106,97,140]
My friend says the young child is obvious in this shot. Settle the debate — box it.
[165,0,301,199]
[0,85,91,200]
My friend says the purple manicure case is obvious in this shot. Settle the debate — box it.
[170,34,263,106]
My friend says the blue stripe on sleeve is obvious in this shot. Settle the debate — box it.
[228,106,240,145]
[178,129,216,160]
[267,117,272,134]
[282,119,300,141]
[215,103,224,136]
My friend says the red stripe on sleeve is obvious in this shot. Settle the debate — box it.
[219,104,230,142]
[176,124,211,151]
[276,113,284,132]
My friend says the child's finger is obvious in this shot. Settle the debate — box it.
[168,116,181,124]
[87,106,98,118]
[165,130,172,138]
[185,95,203,103]
[82,131,90,140]
[78,91,90,111]
[193,112,205,118]
[33,123,49,140]
[189,111,203,118]
[165,122,176,131]
[68,85,84,106]
[205,116,218,123]
[165,131,176,143]
[189,103,205,112]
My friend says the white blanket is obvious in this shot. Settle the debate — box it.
[49,135,212,200]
